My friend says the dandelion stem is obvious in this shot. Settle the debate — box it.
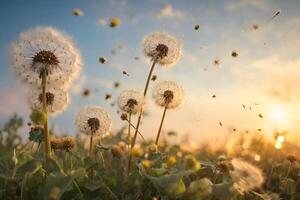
[128,113,132,150]
[89,135,94,179]
[41,71,51,166]
[155,104,168,145]
[131,60,156,148]
[128,60,156,173]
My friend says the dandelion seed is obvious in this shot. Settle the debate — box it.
[118,90,144,114]
[231,51,238,58]
[76,106,112,136]
[114,81,120,88]
[99,57,107,64]
[212,94,216,98]
[105,94,112,100]
[110,17,121,27]
[252,24,259,30]
[73,8,83,16]
[151,75,157,81]
[213,59,220,66]
[10,26,82,86]
[258,113,263,118]
[219,122,223,126]
[82,89,91,97]
[122,71,129,76]
[268,9,281,22]
[28,86,69,115]
[143,32,181,67]
[194,24,200,30]
[230,158,264,194]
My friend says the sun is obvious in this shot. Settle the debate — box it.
[270,105,286,122]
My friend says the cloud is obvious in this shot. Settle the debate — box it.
[226,0,269,11]
[0,85,30,119]
[156,4,185,19]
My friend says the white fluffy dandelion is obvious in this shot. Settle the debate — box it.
[142,32,181,67]
[152,81,185,109]
[117,89,144,114]
[28,86,69,115]
[10,26,82,87]
[76,106,112,136]
[230,158,264,194]
[152,81,185,145]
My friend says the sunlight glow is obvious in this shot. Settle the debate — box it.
[275,135,285,149]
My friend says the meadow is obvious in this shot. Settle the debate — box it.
[1,4,300,200]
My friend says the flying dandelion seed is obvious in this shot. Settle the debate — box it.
[268,9,281,22]
[231,51,238,58]
[213,59,220,66]
[258,113,263,118]
[212,94,216,98]
[110,17,121,27]
[82,89,91,97]
[252,24,259,30]
[194,24,200,30]
[10,26,82,87]
[114,81,120,88]
[219,122,223,126]
[151,75,157,81]
[105,94,112,100]
[73,8,83,16]
[28,86,69,115]
[122,71,129,76]
[230,158,264,194]
[99,57,107,64]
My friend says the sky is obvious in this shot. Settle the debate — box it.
[1,0,300,145]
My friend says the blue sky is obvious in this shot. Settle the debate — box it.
[1,0,300,144]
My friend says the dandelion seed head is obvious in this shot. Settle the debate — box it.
[142,32,181,67]
[28,86,69,115]
[117,89,144,114]
[152,81,184,109]
[10,26,82,87]
[230,158,264,194]
[76,106,112,136]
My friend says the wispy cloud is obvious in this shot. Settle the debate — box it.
[156,4,185,19]
[226,0,269,11]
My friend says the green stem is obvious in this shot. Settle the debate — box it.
[128,112,132,150]
[41,72,51,166]
[155,104,168,145]
[128,60,156,173]
[89,135,94,179]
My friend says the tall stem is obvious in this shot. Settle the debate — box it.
[128,113,132,150]
[89,135,94,157]
[155,105,168,145]
[128,60,156,174]
[89,135,94,179]
[41,72,50,166]
[131,60,156,148]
